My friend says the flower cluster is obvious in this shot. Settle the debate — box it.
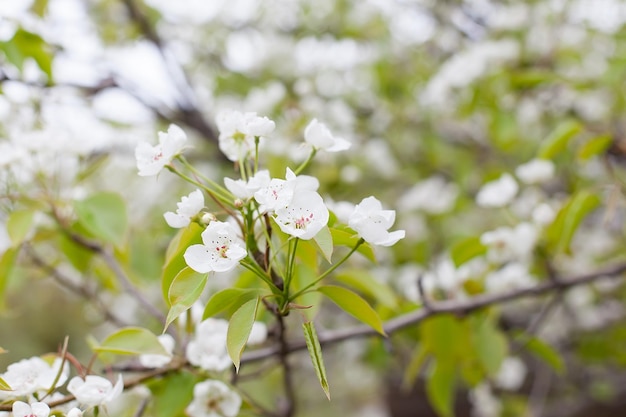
[129,112,406,416]
[0,356,121,417]
[140,116,405,278]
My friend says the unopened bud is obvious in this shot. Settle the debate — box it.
[201,212,217,225]
[234,199,244,209]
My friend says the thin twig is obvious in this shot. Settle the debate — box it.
[276,314,296,417]
[118,0,219,144]
[99,249,167,326]
[529,360,552,417]
[24,245,128,327]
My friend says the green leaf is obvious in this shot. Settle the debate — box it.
[303,321,331,400]
[578,135,612,161]
[318,285,386,335]
[426,359,456,417]
[546,191,600,254]
[291,263,322,321]
[0,28,53,78]
[402,343,429,390]
[330,228,376,263]
[470,314,508,376]
[421,314,463,362]
[161,223,203,301]
[537,120,583,159]
[514,331,564,374]
[94,327,168,356]
[227,297,259,372]
[164,267,208,331]
[31,0,49,17]
[0,248,19,310]
[74,192,127,246]
[6,209,36,246]
[313,226,333,263]
[203,288,264,319]
[0,376,11,391]
[334,270,398,309]
[58,234,93,272]
[450,236,487,268]
[147,371,198,417]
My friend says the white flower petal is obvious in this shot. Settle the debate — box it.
[348,196,405,246]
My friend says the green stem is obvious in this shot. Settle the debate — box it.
[177,156,232,199]
[254,136,260,174]
[166,165,231,206]
[240,258,281,294]
[289,238,364,302]
[283,238,299,299]
[293,148,317,175]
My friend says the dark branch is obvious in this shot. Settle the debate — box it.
[242,262,626,364]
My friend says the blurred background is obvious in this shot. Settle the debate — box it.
[2,0,626,416]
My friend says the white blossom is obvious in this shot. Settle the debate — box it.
[494,357,527,391]
[247,321,268,346]
[135,124,187,176]
[164,189,204,228]
[216,110,275,161]
[421,257,487,298]
[348,196,405,246]
[485,263,535,293]
[66,408,83,417]
[185,380,241,417]
[0,357,69,399]
[532,203,557,226]
[224,170,270,200]
[304,119,351,152]
[476,174,518,208]
[139,334,175,369]
[480,223,538,263]
[398,176,459,214]
[470,384,501,417]
[274,191,329,240]
[67,375,123,407]
[184,221,248,273]
[12,401,50,417]
[254,168,319,214]
[515,158,555,184]
[186,318,232,372]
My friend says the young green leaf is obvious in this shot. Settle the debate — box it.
[450,236,487,268]
[313,225,333,263]
[203,288,263,319]
[421,314,464,362]
[546,191,600,254]
[0,376,11,391]
[471,314,508,376]
[0,248,19,310]
[74,192,128,246]
[161,223,203,301]
[0,28,53,77]
[513,331,564,374]
[578,135,612,161]
[425,359,456,417]
[6,209,36,247]
[303,321,331,400]
[164,267,208,331]
[94,327,169,356]
[227,297,260,372]
[318,285,386,335]
[402,343,430,390]
[329,228,376,263]
[146,371,198,417]
[334,270,398,309]
[537,120,583,159]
